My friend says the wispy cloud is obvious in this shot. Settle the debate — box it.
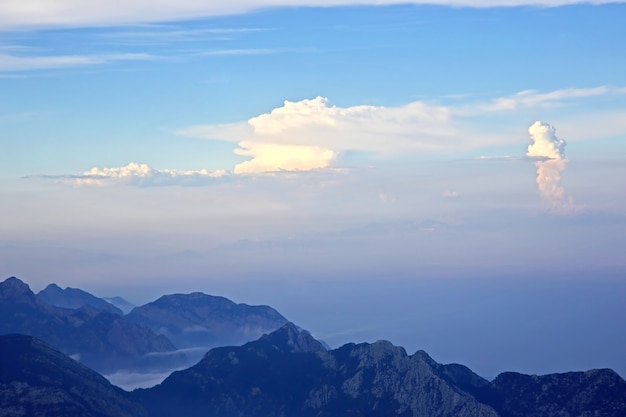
[198,48,279,56]
[2,1,625,29]
[0,52,152,71]
[472,86,626,113]
[99,27,267,45]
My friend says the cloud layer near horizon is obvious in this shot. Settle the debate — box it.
[26,163,229,187]
[2,0,625,29]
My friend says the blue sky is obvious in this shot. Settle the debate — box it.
[1,1,625,378]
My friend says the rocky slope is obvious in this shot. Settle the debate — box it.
[135,323,626,417]
[135,322,499,417]
[484,370,626,417]
[0,334,147,417]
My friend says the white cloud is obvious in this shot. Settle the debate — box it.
[233,142,336,174]
[27,86,626,184]
[2,1,625,29]
[0,52,152,71]
[527,121,566,160]
[179,96,462,156]
[179,87,626,163]
[30,162,229,186]
[526,121,575,213]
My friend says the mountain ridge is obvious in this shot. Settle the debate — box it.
[1,325,624,417]
[2,276,625,416]
[38,283,123,315]
[125,291,289,350]
[134,322,625,417]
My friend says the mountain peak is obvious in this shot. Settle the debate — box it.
[126,291,288,350]
[43,283,62,291]
[0,276,36,303]
[260,322,327,353]
[37,283,123,315]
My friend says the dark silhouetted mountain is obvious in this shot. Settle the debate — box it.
[482,370,626,417]
[37,282,123,315]
[126,291,289,351]
[0,277,182,374]
[0,334,147,417]
[1,320,623,417]
[103,296,136,314]
[135,322,499,417]
[258,322,327,353]
[134,323,626,417]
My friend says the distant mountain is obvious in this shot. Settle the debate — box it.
[0,277,182,374]
[126,291,289,351]
[38,282,123,315]
[0,334,147,417]
[103,296,136,314]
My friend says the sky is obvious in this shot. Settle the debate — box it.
[1,1,625,379]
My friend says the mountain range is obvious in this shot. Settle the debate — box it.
[1,276,625,416]
[1,325,624,417]
[0,276,288,374]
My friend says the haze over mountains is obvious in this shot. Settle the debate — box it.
[0,276,288,376]
[125,292,288,349]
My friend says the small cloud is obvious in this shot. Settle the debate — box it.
[378,192,396,203]
[527,121,566,161]
[26,162,229,187]
[442,191,458,198]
